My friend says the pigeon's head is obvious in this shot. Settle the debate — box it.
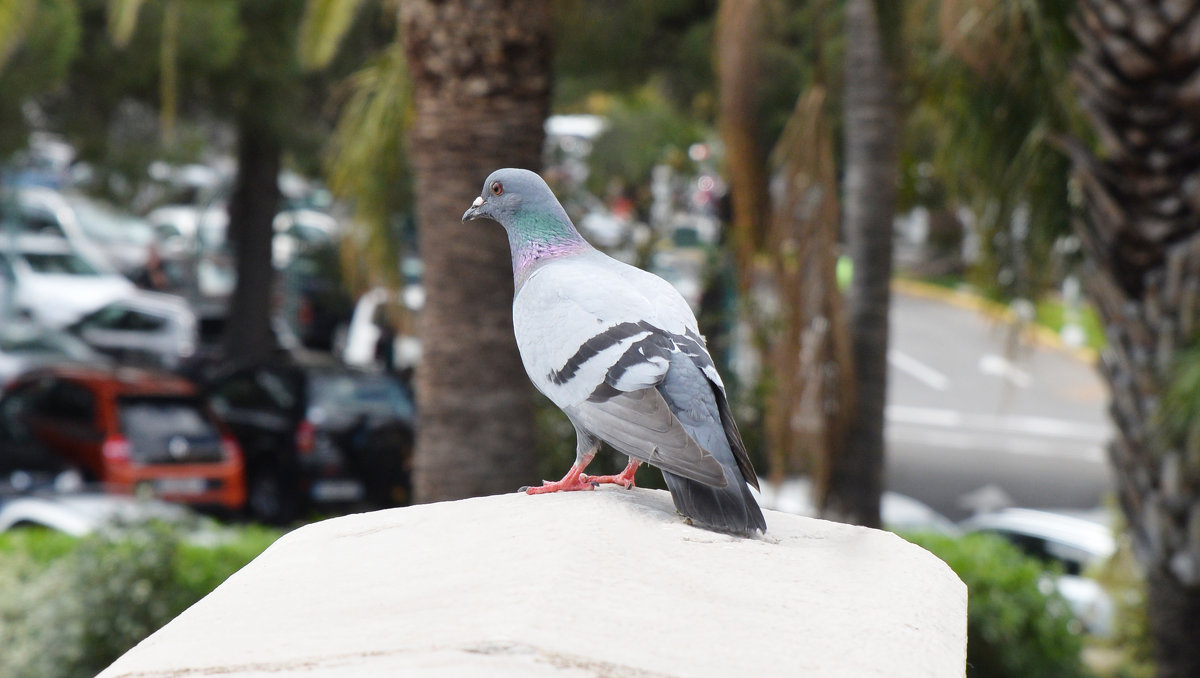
[461,168,558,228]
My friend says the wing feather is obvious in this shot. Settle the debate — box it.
[565,390,728,487]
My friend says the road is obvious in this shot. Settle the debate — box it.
[884,286,1114,521]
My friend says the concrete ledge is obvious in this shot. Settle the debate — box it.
[100,488,967,677]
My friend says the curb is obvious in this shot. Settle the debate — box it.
[891,278,1100,366]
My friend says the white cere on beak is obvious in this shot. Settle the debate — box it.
[472,196,484,208]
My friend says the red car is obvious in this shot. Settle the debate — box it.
[0,365,245,512]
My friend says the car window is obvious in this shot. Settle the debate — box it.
[19,209,66,237]
[113,309,167,332]
[211,374,284,413]
[69,199,155,246]
[78,304,128,330]
[35,380,96,425]
[79,306,168,333]
[308,372,414,421]
[21,252,100,276]
[256,371,296,410]
[117,396,222,460]
[0,383,39,442]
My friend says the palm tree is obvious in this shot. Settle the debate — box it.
[398,0,547,501]
[106,0,316,362]
[818,0,899,528]
[1070,1,1200,674]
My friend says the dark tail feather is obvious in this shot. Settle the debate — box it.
[662,469,766,535]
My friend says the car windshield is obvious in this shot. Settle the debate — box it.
[70,199,156,246]
[308,372,413,421]
[117,397,221,459]
[21,251,100,275]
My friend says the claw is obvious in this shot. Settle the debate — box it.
[581,458,641,490]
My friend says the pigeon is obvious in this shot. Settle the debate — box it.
[462,168,766,534]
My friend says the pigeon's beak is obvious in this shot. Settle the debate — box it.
[462,196,486,223]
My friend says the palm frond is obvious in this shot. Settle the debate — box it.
[0,0,36,73]
[298,0,369,71]
[325,42,412,290]
[107,0,147,48]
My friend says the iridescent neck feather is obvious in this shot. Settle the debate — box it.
[505,211,590,289]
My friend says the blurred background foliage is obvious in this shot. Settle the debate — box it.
[0,523,281,678]
[907,531,1092,678]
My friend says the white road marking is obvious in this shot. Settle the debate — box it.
[979,353,1033,388]
[888,349,951,391]
[886,405,1110,462]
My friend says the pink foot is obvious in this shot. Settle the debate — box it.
[523,462,596,494]
[582,459,641,490]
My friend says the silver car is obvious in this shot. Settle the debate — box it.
[67,291,198,371]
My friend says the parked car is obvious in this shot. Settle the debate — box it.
[1,186,114,271]
[277,244,354,351]
[0,483,198,537]
[66,195,159,278]
[272,208,338,268]
[67,291,199,371]
[961,507,1117,636]
[0,318,110,388]
[206,358,415,524]
[341,286,423,371]
[0,232,136,328]
[753,477,960,535]
[0,365,245,513]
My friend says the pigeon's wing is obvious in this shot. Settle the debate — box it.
[566,390,729,487]
[514,254,729,485]
[513,255,688,408]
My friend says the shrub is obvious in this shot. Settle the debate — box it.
[905,531,1091,678]
[0,522,280,678]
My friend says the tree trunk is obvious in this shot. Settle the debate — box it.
[224,115,281,362]
[768,87,854,492]
[1070,2,1200,675]
[822,0,897,528]
[715,0,769,293]
[400,0,547,502]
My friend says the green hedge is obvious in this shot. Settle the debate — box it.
[905,531,1092,678]
[0,523,281,678]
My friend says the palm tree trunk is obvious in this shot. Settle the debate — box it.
[1070,1,1200,674]
[822,0,898,528]
[400,0,547,502]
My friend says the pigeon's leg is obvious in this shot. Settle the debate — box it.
[582,457,641,489]
[523,427,600,494]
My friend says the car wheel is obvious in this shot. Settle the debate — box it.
[248,469,296,525]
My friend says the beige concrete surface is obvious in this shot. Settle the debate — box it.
[99,488,967,677]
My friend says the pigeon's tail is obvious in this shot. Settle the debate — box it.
[662,465,766,535]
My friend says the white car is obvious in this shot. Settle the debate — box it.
[753,477,960,535]
[5,186,115,272]
[961,507,1117,636]
[67,291,199,371]
[341,287,422,370]
[62,194,158,277]
[0,318,109,388]
[0,233,136,328]
[272,208,338,268]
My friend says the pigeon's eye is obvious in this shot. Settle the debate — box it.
[491,181,504,196]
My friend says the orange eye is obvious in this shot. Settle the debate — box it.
[491,181,504,196]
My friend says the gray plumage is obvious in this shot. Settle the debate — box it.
[463,168,766,534]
